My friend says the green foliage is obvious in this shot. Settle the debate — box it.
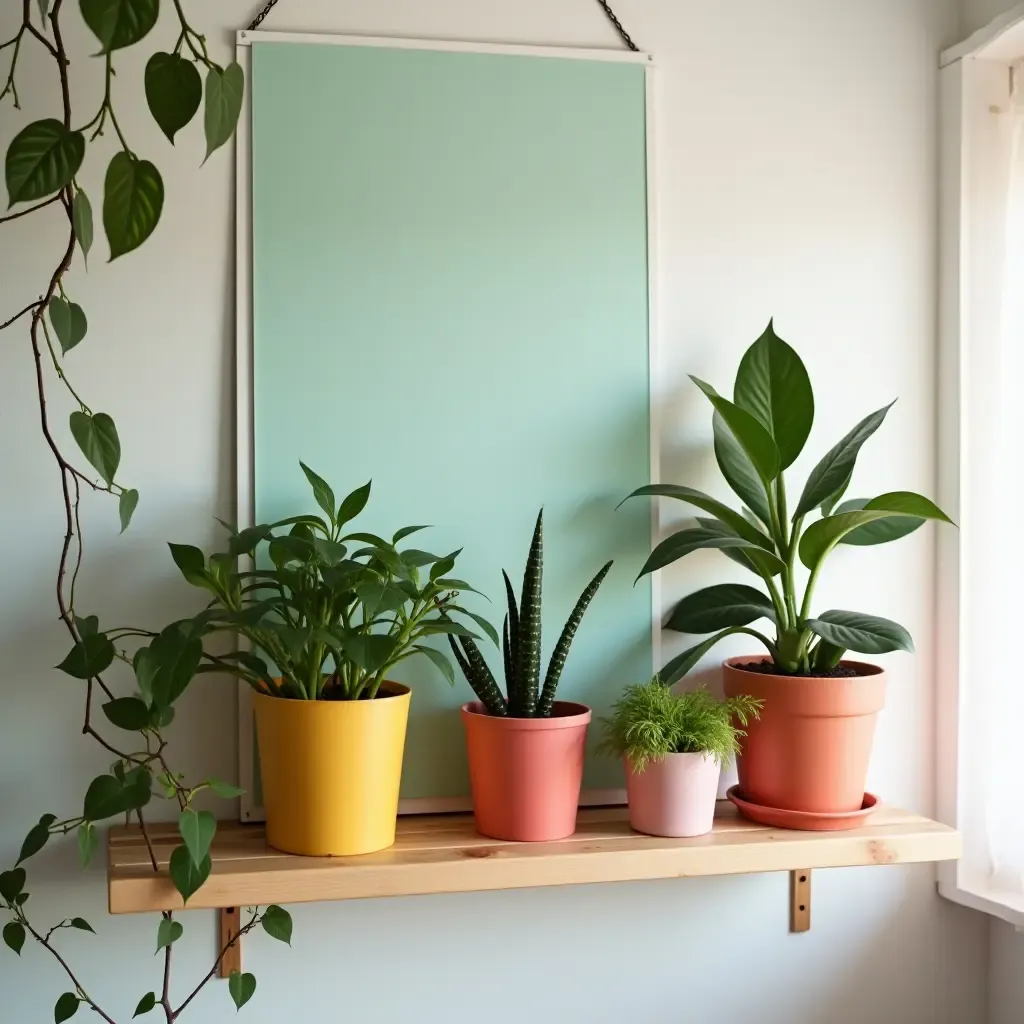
[229,971,257,1011]
[599,677,762,771]
[261,905,292,946]
[625,320,954,679]
[450,510,612,717]
[161,463,492,702]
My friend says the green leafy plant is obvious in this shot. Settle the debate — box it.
[165,463,492,701]
[449,510,612,717]
[624,321,954,682]
[0,1,277,1019]
[598,677,762,771]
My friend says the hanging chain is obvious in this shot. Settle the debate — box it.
[247,0,282,31]
[246,0,641,51]
[594,0,639,51]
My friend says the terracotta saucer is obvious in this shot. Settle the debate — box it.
[726,786,881,831]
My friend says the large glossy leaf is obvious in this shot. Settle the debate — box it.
[620,484,772,547]
[83,769,151,822]
[690,377,780,484]
[70,411,120,486]
[834,498,923,546]
[204,63,245,161]
[80,0,159,51]
[145,53,202,144]
[57,633,115,678]
[659,626,767,685]
[5,119,85,206]
[635,527,768,580]
[806,610,914,654]
[793,402,895,517]
[102,697,150,731]
[104,152,164,260]
[341,633,398,674]
[147,630,203,708]
[666,584,775,635]
[72,187,94,266]
[694,518,786,577]
[712,412,772,524]
[49,297,87,354]
[734,320,814,469]
[863,490,953,522]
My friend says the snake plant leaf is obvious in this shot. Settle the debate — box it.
[734,320,814,469]
[502,569,520,707]
[300,462,336,525]
[693,518,786,577]
[665,584,776,635]
[537,560,612,716]
[659,626,768,685]
[690,376,781,484]
[635,527,770,581]
[620,484,772,548]
[453,636,507,716]
[793,401,895,517]
[805,610,914,655]
[514,511,544,716]
[834,498,923,545]
[502,615,513,686]
[713,412,772,525]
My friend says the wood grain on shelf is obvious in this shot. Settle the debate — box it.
[108,803,960,915]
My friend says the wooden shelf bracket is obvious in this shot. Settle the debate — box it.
[790,869,811,933]
[219,907,242,979]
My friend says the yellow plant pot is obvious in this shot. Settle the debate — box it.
[253,682,411,857]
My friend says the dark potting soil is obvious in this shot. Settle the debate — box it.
[735,661,861,679]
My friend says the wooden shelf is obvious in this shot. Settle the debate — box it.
[108,803,959,916]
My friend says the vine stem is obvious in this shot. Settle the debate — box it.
[0,299,43,330]
[0,193,63,225]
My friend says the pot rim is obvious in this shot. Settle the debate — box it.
[253,680,411,704]
[460,700,592,729]
[722,654,884,679]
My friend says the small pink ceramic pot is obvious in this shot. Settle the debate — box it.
[625,752,721,838]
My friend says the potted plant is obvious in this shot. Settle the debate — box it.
[449,510,612,842]
[169,463,491,856]
[624,321,953,822]
[598,678,761,837]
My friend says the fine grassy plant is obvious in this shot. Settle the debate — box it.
[624,321,954,682]
[166,463,494,701]
[449,510,612,717]
[599,677,762,771]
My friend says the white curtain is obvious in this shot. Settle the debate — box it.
[968,62,1024,898]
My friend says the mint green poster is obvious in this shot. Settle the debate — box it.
[249,39,653,802]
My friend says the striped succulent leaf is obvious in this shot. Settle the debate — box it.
[502,569,520,710]
[514,510,544,716]
[502,615,513,690]
[447,636,506,716]
[536,560,613,717]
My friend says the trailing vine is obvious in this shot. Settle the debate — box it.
[0,1,288,1019]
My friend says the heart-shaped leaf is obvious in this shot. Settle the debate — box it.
[49,297,88,354]
[228,971,256,1011]
[57,633,115,679]
[204,62,245,161]
[734,320,814,469]
[119,488,139,533]
[691,377,780,484]
[794,402,895,517]
[806,610,914,655]
[145,53,202,144]
[17,815,55,865]
[103,152,164,260]
[5,119,85,206]
[155,917,183,952]
[54,991,80,1022]
[179,808,216,868]
[103,696,150,731]
[261,905,292,945]
[133,993,156,1018]
[80,0,159,52]
[69,410,120,486]
[147,630,203,709]
[712,411,772,525]
[0,869,26,902]
[168,844,211,904]
[3,922,25,955]
[666,583,776,635]
[73,188,94,265]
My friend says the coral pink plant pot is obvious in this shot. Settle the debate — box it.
[461,701,591,842]
[625,752,721,838]
[722,656,886,814]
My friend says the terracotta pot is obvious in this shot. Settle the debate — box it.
[253,682,411,857]
[722,656,886,813]
[461,701,591,842]
[625,752,721,837]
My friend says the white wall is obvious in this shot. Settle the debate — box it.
[0,2,989,1021]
